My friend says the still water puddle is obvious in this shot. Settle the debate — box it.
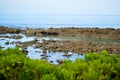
[26,46,84,64]
[1,33,119,64]
[45,35,120,44]
[0,33,84,64]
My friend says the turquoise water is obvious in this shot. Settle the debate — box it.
[0,14,120,29]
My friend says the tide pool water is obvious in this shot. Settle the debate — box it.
[0,33,84,64]
[0,14,120,29]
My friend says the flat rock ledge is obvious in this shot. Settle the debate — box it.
[0,26,120,40]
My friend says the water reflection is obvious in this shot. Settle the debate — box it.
[1,33,119,64]
[0,33,84,64]
[26,46,84,64]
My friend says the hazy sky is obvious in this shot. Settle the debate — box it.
[0,0,120,14]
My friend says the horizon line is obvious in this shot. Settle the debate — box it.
[0,13,120,16]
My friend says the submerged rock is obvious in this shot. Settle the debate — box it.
[40,54,46,56]
[0,45,4,48]
[50,61,53,63]
[5,41,9,45]
[22,49,28,55]
[56,59,63,64]
[11,35,23,39]
[62,53,73,56]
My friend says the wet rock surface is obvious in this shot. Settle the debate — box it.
[13,38,120,55]
[0,26,120,55]
[1,26,120,40]
[11,35,23,39]
[47,28,120,40]
[34,40,120,55]
[22,49,28,55]
[24,27,120,40]
[0,35,23,39]
[0,26,21,33]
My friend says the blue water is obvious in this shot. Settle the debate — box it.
[0,14,120,29]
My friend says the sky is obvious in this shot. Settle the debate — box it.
[0,0,120,15]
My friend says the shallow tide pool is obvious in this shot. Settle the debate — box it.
[0,33,84,64]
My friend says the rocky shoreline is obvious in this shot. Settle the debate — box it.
[0,26,120,55]
[1,26,120,40]
[24,27,120,40]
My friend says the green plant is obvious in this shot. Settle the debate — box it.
[0,48,120,80]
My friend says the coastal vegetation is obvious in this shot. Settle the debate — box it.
[0,47,120,80]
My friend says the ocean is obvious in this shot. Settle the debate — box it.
[0,14,120,29]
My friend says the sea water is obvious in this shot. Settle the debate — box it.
[0,14,120,29]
